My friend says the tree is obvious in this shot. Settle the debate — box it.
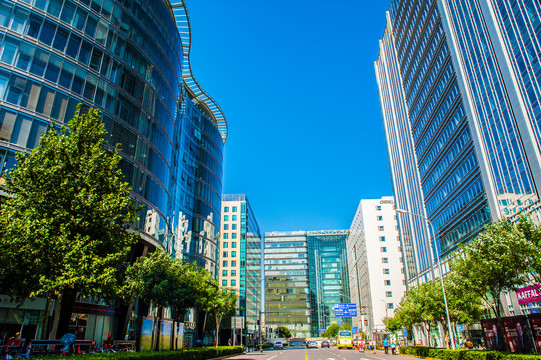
[277,326,291,338]
[203,288,237,347]
[450,218,531,350]
[0,106,140,338]
[324,324,340,338]
[123,250,202,351]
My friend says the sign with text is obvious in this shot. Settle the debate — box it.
[334,303,357,317]
[318,329,326,333]
[517,285,541,304]
[352,326,358,334]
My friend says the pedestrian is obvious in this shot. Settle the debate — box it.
[228,338,231,346]
[383,337,389,354]
[391,341,396,355]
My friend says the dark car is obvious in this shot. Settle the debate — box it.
[321,340,330,348]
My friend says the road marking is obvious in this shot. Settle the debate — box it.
[267,355,277,360]
[305,348,309,360]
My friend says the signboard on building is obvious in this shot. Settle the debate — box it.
[334,303,357,317]
[318,329,326,333]
[231,317,245,328]
[516,285,541,304]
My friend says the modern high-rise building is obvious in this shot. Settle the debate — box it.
[375,0,541,287]
[264,231,311,338]
[347,197,406,340]
[264,230,351,338]
[0,0,226,347]
[219,194,262,343]
[306,230,350,335]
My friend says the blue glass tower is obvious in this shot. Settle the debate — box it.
[377,0,541,287]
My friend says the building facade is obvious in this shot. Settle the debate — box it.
[264,231,311,338]
[306,230,350,336]
[376,0,541,288]
[219,194,262,342]
[0,0,226,348]
[347,197,406,339]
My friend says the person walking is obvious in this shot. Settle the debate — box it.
[383,337,389,354]
[391,340,396,355]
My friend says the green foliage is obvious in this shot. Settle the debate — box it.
[324,324,339,338]
[450,218,531,320]
[0,106,139,300]
[277,326,291,338]
[399,346,540,360]
[32,346,243,360]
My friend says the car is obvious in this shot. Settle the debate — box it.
[273,341,283,349]
[307,341,318,349]
[321,340,330,348]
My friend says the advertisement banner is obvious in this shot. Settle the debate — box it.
[502,316,532,353]
[160,321,172,351]
[527,313,541,353]
[140,319,154,352]
[517,285,541,305]
[481,319,503,351]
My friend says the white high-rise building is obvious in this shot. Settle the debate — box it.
[347,196,406,340]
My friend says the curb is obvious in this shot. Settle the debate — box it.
[209,352,245,360]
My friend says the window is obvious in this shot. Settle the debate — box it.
[382,258,388,263]
[222,251,228,258]
[224,215,229,221]
[222,270,227,276]
[380,236,386,242]
[224,207,229,212]
[223,224,228,230]
[384,280,391,286]
[222,280,227,286]
[231,270,236,276]
[380,247,387,253]
[231,280,236,286]
[378,226,384,231]
[231,251,237,257]
[223,233,228,239]
[386,291,392,297]
[231,242,237,248]
[232,206,237,212]
[387,303,394,309]
[232,224,237,230]
[223,242,228,249]
[383,269,390,275]
[232,233,237,239]
[231,261,236,267]
[232,215,237,221]
[222,261,228,267]
[376,205,382,211]
[377,216,383,221]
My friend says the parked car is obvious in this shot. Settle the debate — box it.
[274,341,283,349]
[321,340,330,348]
[307,341,318,349]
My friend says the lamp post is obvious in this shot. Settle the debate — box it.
[395,208,456,349]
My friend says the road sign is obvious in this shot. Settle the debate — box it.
[318,328,326,333]
[352,326,358,334]
[337,321,344,325]
[403,328,407,337]
[334,303,357,317]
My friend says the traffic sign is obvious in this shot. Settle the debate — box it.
[334,303,357,317]
[403,328,407,337]
[352,326,358,334]
[337,321,344,325]
[318,328,326,333]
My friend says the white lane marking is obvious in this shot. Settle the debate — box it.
[267,355,277,360]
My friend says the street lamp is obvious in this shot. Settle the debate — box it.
[395,208,456,349]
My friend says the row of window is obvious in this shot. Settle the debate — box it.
[221,242,237,249]
[223,214,237,221]
[223,206,238,213]
[222,251,237,258]
[223,223,237,230]
[222,260,237,268]
[222,233,237,240]
[222,279,237,287]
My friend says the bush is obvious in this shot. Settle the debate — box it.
[33,346,244,360]
[398,346,540,360]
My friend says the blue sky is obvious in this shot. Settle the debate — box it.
[186,0,392,233]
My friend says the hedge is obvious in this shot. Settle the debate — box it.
[399,346,541,360]
[32,346,244,360]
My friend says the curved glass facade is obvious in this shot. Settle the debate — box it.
[0,0,225,276]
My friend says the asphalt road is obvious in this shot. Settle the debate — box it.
[231,347,414,360]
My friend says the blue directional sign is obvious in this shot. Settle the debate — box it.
[352,326,358,334]
[318,328,326,333]
[334,303,357,317]
[337,321,344,325]
[403,328,407,338]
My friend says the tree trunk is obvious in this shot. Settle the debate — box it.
[40,295,51,339]
[202,311,208,344]
[55,290,77,339]
[215,314,223,348]
[150,307,158,351]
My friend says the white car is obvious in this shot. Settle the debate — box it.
[274,341,284,349]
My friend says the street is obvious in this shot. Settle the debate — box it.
[229,347,414,360]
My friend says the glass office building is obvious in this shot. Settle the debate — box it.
[264,232,311,338]
[306,230,350,335]
[0,0,226,345]
[377,0,541,287]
